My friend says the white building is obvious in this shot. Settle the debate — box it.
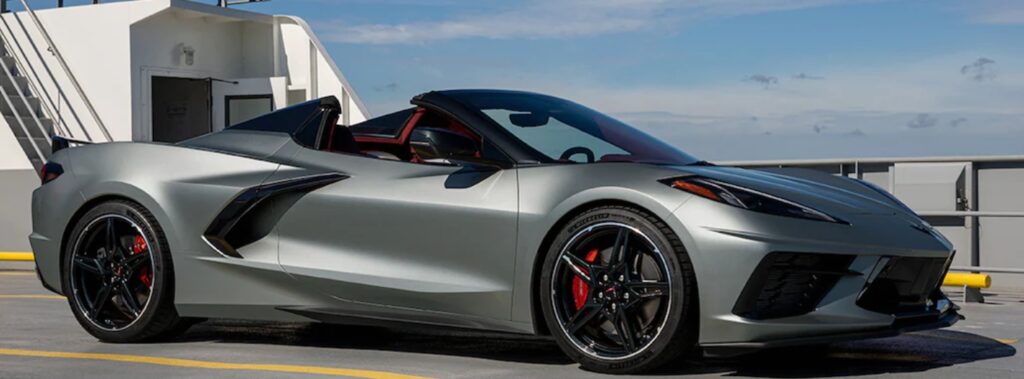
[0,0,368,251]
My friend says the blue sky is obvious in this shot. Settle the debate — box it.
[246,0,1024,161]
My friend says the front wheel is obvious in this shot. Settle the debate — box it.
[539,205,698,374]
[62,200,187,342]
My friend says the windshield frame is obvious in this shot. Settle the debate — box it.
[437,90,700,166]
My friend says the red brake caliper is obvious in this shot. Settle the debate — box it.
[131,235,152,287]
[572,249,600,310]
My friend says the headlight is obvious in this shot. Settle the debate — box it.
[663,176,848,224]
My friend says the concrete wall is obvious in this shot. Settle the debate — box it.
[0,169,37,251]
[0,0,164,142]
[278,16,368,123]
[976,162,1024,290]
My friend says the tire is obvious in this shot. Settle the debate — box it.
[62,200,186,342]
[539,205,698,374]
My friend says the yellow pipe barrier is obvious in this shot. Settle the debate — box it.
[943,273,991,289]
[0,252,34,262]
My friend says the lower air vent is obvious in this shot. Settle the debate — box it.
[733,252,857,320]
[857,257,949,315]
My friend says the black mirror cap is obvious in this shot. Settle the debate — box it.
[409,127,479,161]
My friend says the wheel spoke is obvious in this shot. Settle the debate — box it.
[565,303,603,334]
[561,254,592,283]
[608,228,629,267]
[88,283,114,319]
[73,256,105,277]
[613,307,639,351]
[104,218,117,255]
[117,281,142,317]
[627,281,670,298]
[124,253,149,274]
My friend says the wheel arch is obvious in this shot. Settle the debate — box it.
[528,198,694,336]
[60,189,175,287]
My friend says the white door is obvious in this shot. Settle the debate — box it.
[211,77,287,131]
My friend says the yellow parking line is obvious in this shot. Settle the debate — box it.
[0,272,34,276]
[0,252,34,262]
[0,347,432,379]
[0,295,65,300]
[996,338,1018,345]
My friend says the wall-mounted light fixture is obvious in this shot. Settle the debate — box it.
[176,43,196,66]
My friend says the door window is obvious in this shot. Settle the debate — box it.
[226,95,273,128]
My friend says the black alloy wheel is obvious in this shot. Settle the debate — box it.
[63,200,190,342]
[540,205,698,374]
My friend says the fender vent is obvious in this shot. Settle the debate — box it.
[203,173,347,258]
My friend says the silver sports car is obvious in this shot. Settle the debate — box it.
[30,90,960,373]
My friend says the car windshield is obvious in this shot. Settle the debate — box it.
[449,91,700,165]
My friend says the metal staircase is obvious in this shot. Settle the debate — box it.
[0,0,273,171]
[0,39,52,170]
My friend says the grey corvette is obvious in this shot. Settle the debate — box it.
[31,90,960,373]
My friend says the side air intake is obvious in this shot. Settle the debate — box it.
[733,252,857,320]
[203,173,347,258]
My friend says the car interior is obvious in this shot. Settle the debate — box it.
[318,107,494,165]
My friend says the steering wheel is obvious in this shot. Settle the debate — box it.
[559,146,595,163]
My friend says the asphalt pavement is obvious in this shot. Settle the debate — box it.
[1,262,1020,378]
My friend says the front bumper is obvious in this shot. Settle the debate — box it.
[701,297,962,356]
[669,197,958,347]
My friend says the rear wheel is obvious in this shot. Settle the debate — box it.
[540,205,698,374]
[62,200,187,342]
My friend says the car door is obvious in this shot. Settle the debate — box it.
[272,146,519,322]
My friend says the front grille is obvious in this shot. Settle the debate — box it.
[733,252,856,320]
[857,257,949,315]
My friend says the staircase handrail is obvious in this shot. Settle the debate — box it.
[17,0,110,142]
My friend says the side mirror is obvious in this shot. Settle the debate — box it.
[409,127,480,163]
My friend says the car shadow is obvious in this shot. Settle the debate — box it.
[690,330,1016,377]
[168,321,1015,376]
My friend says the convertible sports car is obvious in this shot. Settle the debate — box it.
[31,89,960,373]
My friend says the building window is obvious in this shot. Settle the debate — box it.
[226,95,273,128]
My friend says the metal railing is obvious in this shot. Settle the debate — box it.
[16,0,109,141]
[0,42,49,157]
[722,157,1024,278]
[0,20,71,138]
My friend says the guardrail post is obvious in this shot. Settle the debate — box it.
[965,162,984,303]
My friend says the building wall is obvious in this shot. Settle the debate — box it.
[0,0,365,254]
[0,169,37,251]
[0,1,163,142]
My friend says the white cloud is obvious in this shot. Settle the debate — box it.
[318,0,874,44]
[963,0,1024,24]
[452,52,1024,159]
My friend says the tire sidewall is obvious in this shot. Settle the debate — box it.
[61,201,174,342]
[539,206,695,373]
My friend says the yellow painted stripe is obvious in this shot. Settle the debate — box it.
[942,273,992,289]
[996,338,1018,345]
[0,252,34,262]
[0,272,34,276]
[0,295,65,300]
[0,347,432,379]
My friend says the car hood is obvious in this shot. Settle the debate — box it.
[668,165,912,218]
